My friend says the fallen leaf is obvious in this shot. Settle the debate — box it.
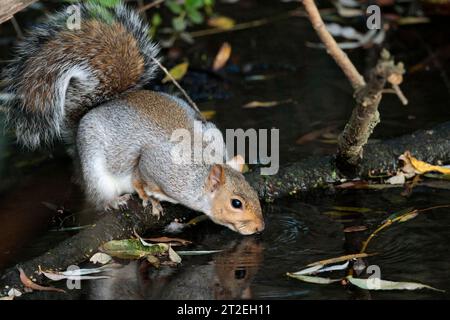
[146,255,161,268]
[296,125,338,145]
[144,236,192,246]
[19,267,65,293]
[176,250,222,256]
[207,16,235,30]
[292,261,349,276]
[8,288,22,297]
[307,253,375,267]
[331,206,371,213]
[386,172,407,185]
[397,211,419,223]
[90,252,112,265]
[200,110,216,120]
[162,62,189,83]
[287,273,341,284]
[213,42,232,71]
[243,99,292,108]
[347,276,444,292]
[100,239,168,259]
[0,296,14,300]
[343,225,368,233]
[168,246,182,263]
[39,265,116,281]
[400,151,450,175]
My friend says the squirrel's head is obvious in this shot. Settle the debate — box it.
[205,155,264,235]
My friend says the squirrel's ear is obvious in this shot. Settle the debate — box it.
[207,164,225,192]
[226,155,245,173]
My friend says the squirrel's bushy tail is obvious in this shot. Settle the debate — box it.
[2,2,159,149]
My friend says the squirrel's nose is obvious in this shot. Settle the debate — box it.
[254,221,265,233]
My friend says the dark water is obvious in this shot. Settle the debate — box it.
[0,1,449,299]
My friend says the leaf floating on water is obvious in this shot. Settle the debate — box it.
[296,125,338,145]
[343,225,367,233]
[207,16,235,30]
[18,267,65,293]
[176,250,222,256]
[397,211,419,223]
[292,261,349,276]
[287,273,341,284]
[39,265,116,281]
[201,110,216,120]
[90,252,112,265]
[347,276,444,292]
[331,206,371,213]
[292,264,323,276]
[243,99,293,109]
[162,62,189,83]
[213,42,232,71]
[307,253,375,267]
[144,236,192,246]
[0,295,14,300]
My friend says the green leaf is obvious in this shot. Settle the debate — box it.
[166,0,183,14]
[186,0,204,9]
[152,13,162,27]
[100,239,168,259]
[162,62,189,83]
[172,16,187,32]
[187,8,204,24]
[347,276,444,292]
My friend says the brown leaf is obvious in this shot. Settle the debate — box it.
[19,267,65,293]
[207,16,235,30]
[296,125,338,145]
[400,151,450,175]
[343,225,368,233]
[213,42,232,71]
[144,236,192,246]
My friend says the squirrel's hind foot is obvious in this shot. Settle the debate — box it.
[149,198,164,220]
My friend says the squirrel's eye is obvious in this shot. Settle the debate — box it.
[231,199,242,209]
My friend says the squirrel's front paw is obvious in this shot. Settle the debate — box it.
[149,198,164,219]
[106,194,132,210]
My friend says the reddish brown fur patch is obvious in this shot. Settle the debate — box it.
[133,179,149,202]
[124,90,193,134]
[21,19,145,113]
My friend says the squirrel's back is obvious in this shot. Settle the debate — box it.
[2,2,159,148]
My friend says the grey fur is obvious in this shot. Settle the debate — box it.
[77,93,217,211]
[2,2,159,149]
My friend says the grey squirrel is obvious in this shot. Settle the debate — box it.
[2,2,264,235]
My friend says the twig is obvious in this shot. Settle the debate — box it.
[11,16,23,39]
[392,84,408,105]
[150,57,203,117]
[302,0,365,90]
[138,0,165,12]
[190,10,300,38]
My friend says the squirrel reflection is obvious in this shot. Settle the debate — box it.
[88,237,263,300]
